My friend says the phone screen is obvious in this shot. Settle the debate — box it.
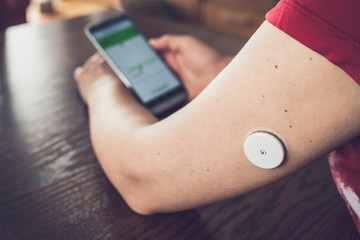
[90,18,182,104]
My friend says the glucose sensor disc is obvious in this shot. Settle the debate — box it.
[244,131,285,169]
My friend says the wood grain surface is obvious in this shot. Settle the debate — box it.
[0,10,359,240]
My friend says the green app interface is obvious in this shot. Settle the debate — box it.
[93,19,181,103]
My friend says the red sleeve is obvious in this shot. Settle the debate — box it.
[265,0,360,85]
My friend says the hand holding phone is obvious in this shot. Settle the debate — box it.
[84,14,188,117]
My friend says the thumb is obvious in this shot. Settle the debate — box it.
[148,37,167,51]
[149,34,182,52]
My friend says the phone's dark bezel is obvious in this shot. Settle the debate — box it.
[87,14,129,35]
[85,14,188,117]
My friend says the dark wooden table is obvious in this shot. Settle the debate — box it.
[0,10,359,240]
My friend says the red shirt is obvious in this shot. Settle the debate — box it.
[266,0,360,233]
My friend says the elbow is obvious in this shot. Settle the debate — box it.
[113,162,167,216]
[124,195,159,216]
[102,136,177,215]
[119,178,164,216]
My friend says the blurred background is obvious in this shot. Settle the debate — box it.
[1,0,278,37]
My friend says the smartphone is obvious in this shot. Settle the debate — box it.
[84,14,188,117]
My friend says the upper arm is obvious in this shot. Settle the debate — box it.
[124,21,360,213]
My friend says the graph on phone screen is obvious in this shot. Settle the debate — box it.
[93,20,180,103]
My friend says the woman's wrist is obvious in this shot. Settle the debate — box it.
[87,78,133,107]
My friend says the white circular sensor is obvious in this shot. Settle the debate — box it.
[244,132,285,169]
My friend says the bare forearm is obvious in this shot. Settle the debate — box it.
[87,81,157,200]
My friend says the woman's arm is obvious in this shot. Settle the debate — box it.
[74,21,360,215]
